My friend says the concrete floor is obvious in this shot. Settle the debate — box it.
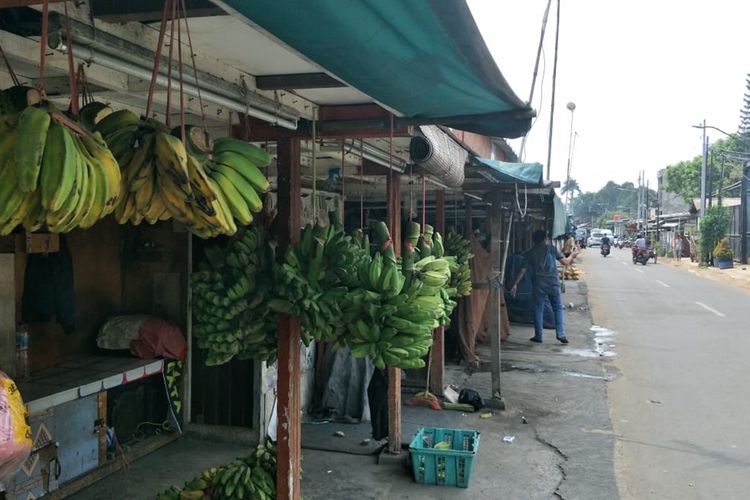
[74,274,618,499]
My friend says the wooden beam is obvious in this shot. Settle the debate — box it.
[233,121,411,141]
[275,138,302,500]
[429,190,445,395]
[318,104,391,121]
[256,73,345,90]
[487,192,505,409]
[0,0,63,6]
[386,172,402,455]
[90,0,224,23]
[464,198,474,238]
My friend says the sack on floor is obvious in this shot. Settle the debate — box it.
[0,371,32,486]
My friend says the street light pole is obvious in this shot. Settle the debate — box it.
[565,102,576,209]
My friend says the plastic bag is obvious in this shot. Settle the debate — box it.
[458,388,485,411]
[98,315,187,361]
[0,371,32,486]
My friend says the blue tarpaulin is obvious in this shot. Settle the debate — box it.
[221,0,533,137]
[474,158,544,185]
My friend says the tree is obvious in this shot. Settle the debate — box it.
[664,136,744,203]
[561,178,580,196]
[739,73,750,149]
[699,205,730,264]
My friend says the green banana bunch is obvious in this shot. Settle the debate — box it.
[445,230,474,297]
[191,226,278,365]
[0,95,123,235]
[213,448,277,500]
[271,217,362,345]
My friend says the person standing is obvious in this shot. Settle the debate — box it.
[509,230,578,344]
[674,235,683,261]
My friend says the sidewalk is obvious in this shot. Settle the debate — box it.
[661,256,750,291]
[75,280,618,500]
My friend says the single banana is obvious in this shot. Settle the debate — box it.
[14,106,51,192]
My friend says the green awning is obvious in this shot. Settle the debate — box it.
[552,195,568,238]
[475,158,544,185]
[221,0,533,137]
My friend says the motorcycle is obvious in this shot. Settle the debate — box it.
[632,247,649,265]
[601,243,611,257]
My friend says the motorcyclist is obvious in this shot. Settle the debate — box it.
[600,235,611,256]
[633,233,648,260]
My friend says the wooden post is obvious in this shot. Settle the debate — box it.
[487,191,505,409]
[0,254,14,377]
[386,172,402,454]
[429,190,445,395]
[276,138,302,499]
[464,198,473,238]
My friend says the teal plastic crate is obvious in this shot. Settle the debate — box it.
[409,427,480,488]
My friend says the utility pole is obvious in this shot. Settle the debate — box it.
[700,119,707,222]
[637,172,642,231]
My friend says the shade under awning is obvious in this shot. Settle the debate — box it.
[475,158,544,185]
[218,0,533,137]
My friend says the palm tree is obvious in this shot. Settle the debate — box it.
[561,178,580,196]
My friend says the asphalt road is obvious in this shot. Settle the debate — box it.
[583,247,750,500]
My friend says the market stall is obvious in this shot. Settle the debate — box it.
[0,1,545,499]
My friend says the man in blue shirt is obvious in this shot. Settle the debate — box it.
[509,230,578,344]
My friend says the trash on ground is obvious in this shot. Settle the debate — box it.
[521,416,528,424]
[443,385,460,404]
[503,436,515,443]
[334,430,346,437]
[360,438,371,445]
[458,388,485,410]
[479,412,493,419]
[441,401,475,412]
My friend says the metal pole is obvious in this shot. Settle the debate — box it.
[545,0,561,180]
[700,119,707,221]
[565,102,576,209]
[741,161,749,264]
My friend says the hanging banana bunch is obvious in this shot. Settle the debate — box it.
[88,105,272,238]
[445,230,474,297]
[0,87,122,236]
[191,226,278,365]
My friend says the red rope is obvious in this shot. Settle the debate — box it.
[180,0,208,133]
[63,1,78,117]
[165,0,177,128]
[0,43,20,87]
[145,0,170,119]
[421,174,426,232]
[341,139,346,221]
[38,0,50,97]
[359,138,364,229]
[177,9,186,146]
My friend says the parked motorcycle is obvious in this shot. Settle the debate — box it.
[601,243,611,257]
[632,247,649,265]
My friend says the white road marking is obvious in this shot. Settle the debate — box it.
[656,280,670,288]
[695,301,726,317]
[635,268,644,274]
[621,262,628,267]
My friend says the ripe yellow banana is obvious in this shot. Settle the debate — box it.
[79,131,121,212]
[154,131,190,187]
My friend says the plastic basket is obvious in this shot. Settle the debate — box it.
[409,427,480,488]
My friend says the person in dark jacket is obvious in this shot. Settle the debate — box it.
[509,230,578,343]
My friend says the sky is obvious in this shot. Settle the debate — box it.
[467,0,750,194]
